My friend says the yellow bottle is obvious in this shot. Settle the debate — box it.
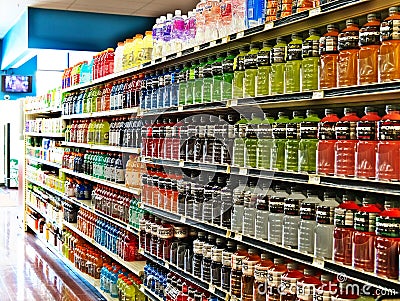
[141,31,153,64]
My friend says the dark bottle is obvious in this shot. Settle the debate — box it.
[186,116,198,162]
[139,212,150,249]
[230,244,249,298]
[211,237,225,287]
[203,174,216,223]
[221,178,233,229]
[150,217,161,256]
[221,240,236,291]
[253,253,273,301]
[157,220,174,260]
[193,231,207,278]
[184,227,198,274]
[144,215,155,252]
[201,234,216,282]
[185,180,195,218]
[177,177,187,215]
[212,175,226,226]
[241,249,261,301]
[176,226,190,269]
[170,225,189,266]
[193,174,206,220]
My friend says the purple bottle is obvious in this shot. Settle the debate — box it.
[171,10,185,53]
[185,10,197,49]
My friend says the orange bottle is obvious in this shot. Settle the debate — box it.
[379,6,400,82]
[359,14,381,85]
[338,19,360,87]
[319,24,339,89]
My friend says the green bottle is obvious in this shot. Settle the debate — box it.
[298,110,320,173]
[202,56,216,103]
[271,112,290,170]
[211,53,226,102]
[222,50,237,101]
[87,120,95,144]
[83,88,91,113]
[244,42,261,98]
[256,41,273,96]
[186,60,197,105]
[178,63,190,106]
[285,33,303,93]
[270,37,287,95]
[99,119,110,145]
[245,113,263,168]
[91,86,99,113]
[92,152,99,178]
[233,46,250,99]
[233,114,248,167]
[257,112,275,169]
[302,29,321,91]
[284,111,304,171]
[194,58,207,103]
[100,152,107,180]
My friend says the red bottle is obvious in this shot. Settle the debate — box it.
[313,274,334,301]
[333,195,360,265]
[157,220,174,260]
[230,244,249,298]
[376,105,400,181]
[145,215,155,252]
[334,108,360,177]
[253,254,273,301]
[317,109,340,175]
[333,282,359,301]
[352,196,382,272]
[267,258,287,301]
[375,200,400,279]
[241,249,261,301]
[101,83,112,111]
[296,268,321,301]
[355,107,381,179]
[280,262,303,301]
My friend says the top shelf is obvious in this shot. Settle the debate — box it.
[25,108,62,116]
[61,0,397,94]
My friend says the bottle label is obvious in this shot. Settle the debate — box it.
[281,276,301,295]
[242,259,259,276]
[268,270,284,287]
[269,197,285,213]
[378,120,400,140]
[334,208,357,227]
[316,206,335,225]
[338,30,359,50]
[335,121,357,140]
[212,61,224,76]
[203,64,213,78]
[139,219,146,230]
[286,123,300,139]
[257,50,271,66]
[145,221,153,233]
[302,39,319,58]
[357,120,377,140]
[158,227,174,239]
[271,46,286,64]
[297,283,317,301]
[284,198,301,216]
[354,211,378,232]
[254,266,269,282]
[318,121,336,140]
[222,250,233,267]
[223,59,234,74]
[245,53,258,69]
[381,19,400,41]
[375,216,400,238]
[359,25,381,46]
[231,254,247,271]
[203,243,213,258]
[287,43,302,61]
[211,248,223,262]
[151,224,159,236]
[300,122,319,139]
[234,56,246,71]
[273,123,287,139]
[193,240,205,254]
[313,287,332,301]
[258,124,273,139]
[319,35,338,54]
[300,202,318,220]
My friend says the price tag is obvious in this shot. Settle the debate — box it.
[226,165,231,174]
[180,216,186,223]
[209,285,216,293]
[177,52,182,57]
[127,224,131,230]
[226,230,232,238]
[179,160,184,167]
[237,31,245,39]
[235,233,243,241]
[308,175,321,185]
[312,90,324,99]
[309,7,321,17]
[239,168,247,175]
[194,46,200,51]
[165,261,170,268]
[162,57,167,62]
[178,106,184,112]
[139,248,144,254]
[312,257,325,268]
[222,37,229,44]
[264,22,274,31]
[151,60,156,65]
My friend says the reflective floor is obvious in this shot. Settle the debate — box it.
[0,188,105,301]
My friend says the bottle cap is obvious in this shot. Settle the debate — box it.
[344,107,356,115]
[167,13,173,19]
[274,258,284,265]
[287,262,298,270]
[276,37,286,44]
[327,24,338,31]
[362,196,374,205]
[262,41,272,48]
[346,19,358,26]
[250,42,262,49]
[237,244,247,250]
[216,237,225,245]
[321,274,334,282]
[175,10,182,16]
[324,191,336,199]
[304,268,315,276]
[261,253,271,260]
[309,28,320,36]
[248,248,258,255]
[389,7,400,15]
[325,108,335,115]
[226,240,236,248]
[306,109,317,116]
[278,111,287,118]
[293,110,303,117]
[291,33,302,40]
[239,45,250,52]
[364,106,377,113]
[386,104,400,112]
[366,13,380,22]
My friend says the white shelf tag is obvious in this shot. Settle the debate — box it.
[210,41,217,47]
[230,99,238,107]
[165,261,170,268]
[237,31,244,39]
[312,257,325,268]
[239,168,247,175]
[312,90,324,99]
[194,46,200,51]
[308,175,321,185]
[177,52,182,57]
[180,216,186,223]
[222,37,229,44]
[264,22,274,30]
[309,7,321,17]
[235,233,243,241]
[209,285,216,293]
[178,106,184,112]
[179,160,184,167]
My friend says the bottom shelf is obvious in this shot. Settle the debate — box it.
[140,285,164,301]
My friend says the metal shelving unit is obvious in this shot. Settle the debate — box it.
[62,142,141,154]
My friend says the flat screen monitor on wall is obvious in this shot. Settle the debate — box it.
[1,75,32,93]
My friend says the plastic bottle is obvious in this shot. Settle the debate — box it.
[195,0,207,45]
[232,0,246,33]
[171,10,185,53]
[376,105,400,181]
[243,181,259,237]
[270,37,287,95]
[267,258,287,301]
[178,63,190,106]
[233,115,248,167]
[212,53,226,102]
[222,50,237,100]
[211,237,225,287]
[284,111,304,172]
[233,46,249,99]
[319,24,339,89]
[268,185,288,244]
[220,0,233,37]
[244,42,261,98]
[201,234,216,282]
[276,0,292,19]
[246,113,263,168]
[379,7,400,82]
[358,14,381,85]
[280,262,304,301]
[297,268,321,301]
[142,31,153,64]
[283,187,306,248]
[241,249,261,301]
[313,274,334,301]
[352,196,382,272]
[316,109,340,176]
[202,56,216,102]
[302,29,320,91]
[314,192,339,259]
[203,0,221,42]
[152,18,163,59]
[256,41,272,96]
[253,253,273,301]
[285,33,303,93]
[230,244,248,298]
[298,110,320,173]
[163,13,174,57]
[186,60,197,105]
[266,0,278,21]
[355,107,381,179]
[271,112,290,170]
[184,10,197,49]
[231,179,247,233]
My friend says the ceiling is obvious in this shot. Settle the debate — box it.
[0,0,198,38]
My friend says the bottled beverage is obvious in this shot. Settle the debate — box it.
[178,63,190,106]
[222,50,236,100]
[267,258,287,301]
[280,262,303,301]
[313,274,334,301]
[352,196,382,272]
[296,268,321,301]
[283,187,306,248]
[271,112,290,170]
[152,18,163,59]
[171,10,185,53]
[379,7,400,82]
[211,237,225,287]
[253,253,273,301]
[233,46,249,99]
[220,0,233,37]
[186,60,197,105]
[230,244,248,298]
[245,113,262,168]
[243,181,258,236]
[285,33,303,93]
[231,179,247,233]
[376,105,400,181]
[338,19,360,87]
[195,0,207,45]
[184,10,196,49]
[298,191,322,254]
[333,282,359,301]
[334,108,360,177]
[233,115,248,167]
[194,58,207,103]
[314,192,339,259]
[232,0,246,33]
[255,182,271,240]
[298,110,320,173]
[244,42,261,98]
[268,185,288,244]
[316,109,339,175]
[193,231,207,278]
[162,13,173,57]
[241,249,261,301]
[358,14,381,85]
[302,29,320,91]
[355,107,381,179]
[319,24,339,89]
[270,37,287,95]
[201,234,216,282]
[257,41,272,96]
[257,113,274,169]
[202,56,216,103]
[221,240,236,291]
[211,53,226,102]
[284,111,304,172]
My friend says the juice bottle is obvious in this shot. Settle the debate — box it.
[298,110,320,173]
[379,7,400,82]
[377,106,400,181]
[352,196,382,272]
[212,53,226,102]
[355,107,381,179]
[257,113,275,169]
[302,29,320,91]
[270,37,287,95]
[283,186,306,248]
[256,41,272,96]
[359,14,381,85]
[284,111,304,172]
[334,108,360,177]
[99,119,110,145]
[276,0,292,19]
[285,33,303,94]
[375,200,400,279]
[333,282,359,301]
[271,112,290,170]
[338,19,360,87]
[316,109,339,175]
[241,249,261,301]
[233,46,249,99]
[280,262,303,301]
[296,268,321,301]
[246,113,262,168]
[333,194,360,265]
[222,50,237,100]
[319,24,339,89]
[253,253,273,301]
[244,42,261,98]
[267,258,287,301]
[313,274,334,301]
[233,115,248,167]
[268,185,288,244]
[202,56,216,102]
[178,63,190,106]
[230,244,248,298]
[185,61,196,104]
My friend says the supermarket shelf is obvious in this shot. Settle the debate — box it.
[62,142,141,154]
[26,156,62,169]
[24,132,64,138]
[143,157,400,196]
[142,204,400,292]
[25,108,62,115]
[63,221,146,276]
[140,286,164,301]
[25,200,62,229]
[62,107,139,119]
[26,178,67,199]
[60,168,141,195]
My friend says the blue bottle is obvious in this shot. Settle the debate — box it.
[170,65,180,107]
[140,73,148,110]
[151,70,159,109]
[145,72,153,110]
[246,0,265,28]
[110,269,119,298]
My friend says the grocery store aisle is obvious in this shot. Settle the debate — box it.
[0,187,105,301]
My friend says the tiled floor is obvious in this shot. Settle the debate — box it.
[0,188,105,301]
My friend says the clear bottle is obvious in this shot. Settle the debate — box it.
[241,249,261,301]
[268,185,288,244]
[230,244,248,298]
[255,182,271,240]
[171,10,185,53]
[283,186,306,248]
[220,0,233,37]
[211,237,225,287]
[243,180,258,237]
[233,46,250,99]
[285,33,303,94]
[298,110,320,173]
[270,37,287,95]
[257,41,272,96]
[244,42,261,98]
[319,24,339,89]
[284,111,304,172]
